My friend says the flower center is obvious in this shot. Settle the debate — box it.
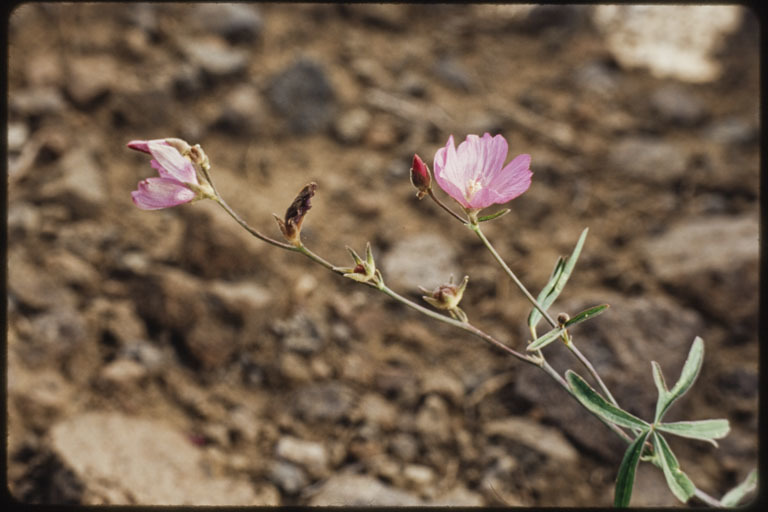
[465,179,483,201]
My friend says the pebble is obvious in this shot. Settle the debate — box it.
[275,436,329,476]
[10,86,67,117]
[41,148,108,218]
[403,464,435,488]
[305,472,423,506]
[292,382,357,423]
[49,412,258,505]
[356,392,398,430]
[66,56,119,108]
[607,136,688,183]
[420,369,465,406]
[649,84,706,126]
[333,107,372,144]
[180,38,249,79]
[415,395,452,445]
[191,3,263,43]
[268,460,308,494]
[99,358,148,385]
[483,417,578,462]
[211,85,265,135]
[266,58,336,134]
[8,121,29,151]
[433,57,474,92]
[704,117,757,145]
[381,233,461,291]
[273,312,324,355]
[208,279,272,318]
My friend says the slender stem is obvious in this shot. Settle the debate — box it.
[214,197,295,250]
[427,188,467,223]
[567,342,618,406]
[295,244,337,272]
[693,488,723,508]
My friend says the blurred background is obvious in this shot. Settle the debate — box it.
[7,4,759,506]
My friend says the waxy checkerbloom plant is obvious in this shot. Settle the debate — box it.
[128,132,756,507]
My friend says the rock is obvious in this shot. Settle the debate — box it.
[607,136,688,183]
[593,5,743,83]
[65,56,119,108]
[185,319,239,370]
[266,58,336,134]
[208,279,272,318]
[8,201,41,236]
[7,248,73,311]
[8,369,73,432]
[180,37,249,79]
[190,3,263,43]
[381,233,460,291]
[420,368,465,406]
[279,352,312,382]
[305,473,423,506]
[99,358,147,385]
[355,392,398,430]
[649,84,706,126]
[415,395,452,445]
[389,432,419,462]
[44,249,101,294]
[333,107,372,144]
[275,436,329,476]
[268,461,308,494]
[704,117,757,145]
[10,86,66,117]
[41,148,108,218]
[642,214,758,338]
[427,485,485,506]
[433,57,474,92]
[8,121,29,151]
[273,312,324,355]
[49,412,258,505]
[483,417,579,462]
[119,340,166,373]
[292,382,357,423]
[210,85,265,135]
[573,60,620,96]
[403,464,435,488]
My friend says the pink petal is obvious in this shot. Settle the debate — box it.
[131,177,196,210]
[147,140,198,184]
[433,136,472,208]
[127,139,168,154]
[486,154,532,202]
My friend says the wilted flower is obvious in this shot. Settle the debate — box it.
[273,182,317,246]
[409,154,431,199]
[336,242,379,284]
[420,275,469,322]
[433,133,532,211]
[128,139,213,210]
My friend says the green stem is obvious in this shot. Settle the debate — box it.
[214,197,295,250]
[567,342,618,406]
[427,188,467,223]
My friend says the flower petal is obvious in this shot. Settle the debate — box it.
[147,140,198,184]
[433,136,473,208]
[127,139,168,154]
[486,153,532,202]
[131,177,196,210]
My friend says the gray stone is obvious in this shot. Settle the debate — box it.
[415,395,452,445]
[381,233,461,291]
[267,58,336,134]
[607,136,689,183]
[333,107,372,144]
[211,85,265,135]
[483,417,578,462]
[293,382,357,423]
[8,121,29,151]
[268,460,308,494]
[49,412,258,505]
[389,432,419,462]
[180,38,249,79]
[10,86,67,117]
[305,473,423,506]
[275,436,329,476]
[356,392,398,430]
[705,117,757,145]
[273,312,324,354]
[41,148,108,217]
[191,4,263,43]
[642,214,758,336]
[433,57,474,92]
[649,84,706,125]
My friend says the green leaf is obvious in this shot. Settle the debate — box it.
[527,326,566,351]
[564,304,610,327]
[651,361,669,422]
[566,371,649,429]
[655,337,704,422]
[721,468,758,507]
[656,419,730,446]
[477,208,510,222]
[652,432,696,503]
[528,256,565,332]
[614,429,651,507]
[528,228,588,331]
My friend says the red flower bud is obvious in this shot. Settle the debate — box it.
[410,154,431,199]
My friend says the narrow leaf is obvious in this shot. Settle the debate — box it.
[656,337,704,421]
[566,371,649,429]
[657,419,730,446]
[527,326,565,351]
[614,429,651,507]
[652,432,696,503]
[564,304,610,327]
[477,208,510,222]
[651,361,669,422]
[721,468,758,507]
[528,256,565,331]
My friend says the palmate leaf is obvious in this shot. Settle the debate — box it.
[614,429,651,507]
[528,228,588,332]
[656,419,730,447]
[653,337,704,422]
[721,468,758,507]
[566,370,649,430]
[652,432,696,503]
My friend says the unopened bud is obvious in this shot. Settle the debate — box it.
[274,182,317,247]
[420,275,469,311]
[557,312,570,326]
[410,154,431,199]
[336,242,378,283]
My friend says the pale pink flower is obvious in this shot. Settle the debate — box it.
[128,139,200,210]
[433,133,532,210]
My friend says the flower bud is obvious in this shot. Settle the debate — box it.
[274,182,317,247]
[420,275,469,311]
[557,312,570,326]
[336,242,379,283]
[410,154,431,199]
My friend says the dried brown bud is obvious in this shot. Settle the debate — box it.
[557,312,570,326]
[274,182,317,246]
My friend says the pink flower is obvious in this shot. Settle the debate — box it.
[128,139,201,210]
[433,133,532,210]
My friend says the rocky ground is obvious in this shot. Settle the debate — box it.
[7,4,759,507]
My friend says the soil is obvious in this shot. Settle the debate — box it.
[7,4,760,507]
